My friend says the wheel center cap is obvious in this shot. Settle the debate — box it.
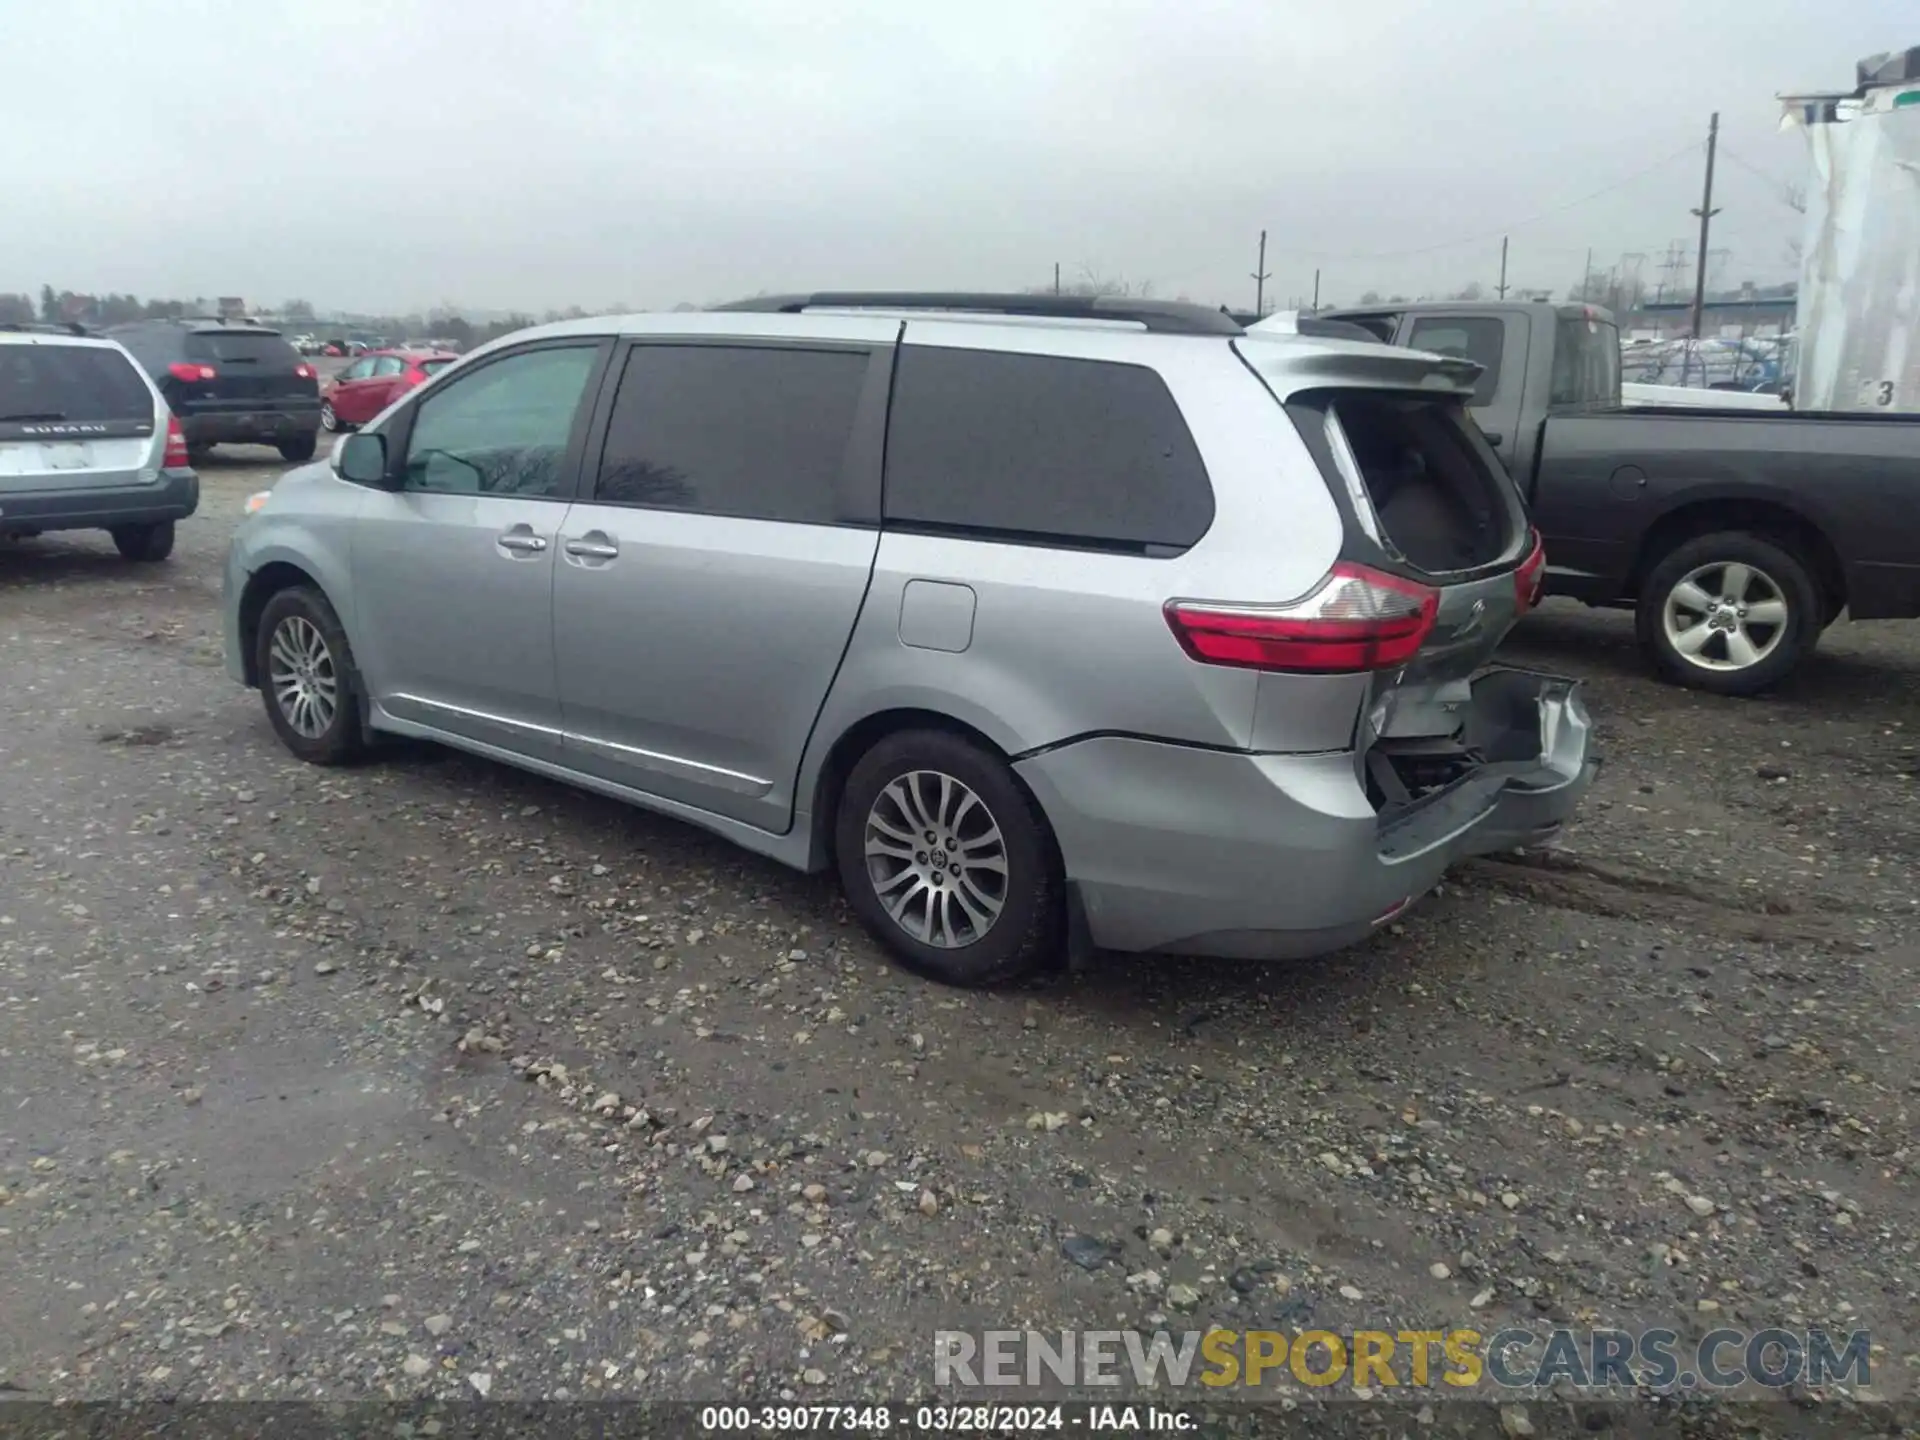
[930,848,950,869]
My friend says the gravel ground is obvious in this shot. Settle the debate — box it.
[0,454,1914,1430]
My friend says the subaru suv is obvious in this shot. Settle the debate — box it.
[221,293,1594,986]
[107,319,322,462]
[1,326,198,559]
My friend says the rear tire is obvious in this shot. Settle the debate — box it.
[1636,531,1820,695]
[255,586,367,765]
[110,521,174,562]
[320,401,339,432]
[834,729,1061,987]
[278,432,318,463]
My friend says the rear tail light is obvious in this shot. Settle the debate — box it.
[1165,563,1439,674]
[294,362,316,380]
[168,361,217,382]
[1515,527,1546,614]
[163,415,190,467]
[403,366,427,384]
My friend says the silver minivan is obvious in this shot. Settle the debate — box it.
[0,327,198,559]
[222,293,1594,986]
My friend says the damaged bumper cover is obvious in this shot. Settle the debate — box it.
[1014,666,1597,961]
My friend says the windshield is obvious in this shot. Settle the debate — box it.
[1549,314,1621,408]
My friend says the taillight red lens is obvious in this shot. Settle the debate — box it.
[163,415,190,467]
[1515,527,1546,614]
[1165,563,1439,674]
[403,366,427,384]
[294,363,316,380]
[168,361,216,382]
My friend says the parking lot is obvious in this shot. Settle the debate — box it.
[1,453,1914,1413]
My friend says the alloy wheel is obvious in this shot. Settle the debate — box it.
[1662,560,1790,672]
[862,769,1010,948]
[268,615,338,739]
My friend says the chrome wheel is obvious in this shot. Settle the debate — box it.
[1662,560,1789,672]
[267,615,338,739]
[862,769,1009,948]
[320,401,338,432]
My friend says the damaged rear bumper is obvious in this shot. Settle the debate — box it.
[1013,666,1597,961]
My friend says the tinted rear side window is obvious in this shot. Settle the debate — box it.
[186,331,299,368]
[1406,317,1505,406]
[420,359,454,376]
[0,344,152,422]
[593,344,870,524]
[883,347,1212,551]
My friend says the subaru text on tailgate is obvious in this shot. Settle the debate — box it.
[221,293,1595,986]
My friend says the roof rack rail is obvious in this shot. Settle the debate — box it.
[0,320,92,336]
[712,291,1244,337]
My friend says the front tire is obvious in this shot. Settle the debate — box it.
[110,521,174,562]
[255,586,366,765]
[1637,531,1820,695]
[834,729,1061,987]
[278,432,318,463]
[320,401,339,432]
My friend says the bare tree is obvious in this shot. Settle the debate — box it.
[1025,265,1153,299]
[1447,282,1486,302]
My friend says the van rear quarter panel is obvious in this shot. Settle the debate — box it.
[803,328,1349,774]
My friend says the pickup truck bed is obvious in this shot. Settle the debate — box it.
[1321,300,1920,693]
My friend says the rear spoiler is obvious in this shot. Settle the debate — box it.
[1240,339,1483,396]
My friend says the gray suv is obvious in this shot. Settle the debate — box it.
[221,293,1595,986]
[1,326,199,559]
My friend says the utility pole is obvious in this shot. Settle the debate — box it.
[1497,237,1509,299]
[1689,112,1721,338]
[1251,230,1270,317]
[1583,247,1593,300]
[1311,268,1321,310]
[1053,262,1060,296]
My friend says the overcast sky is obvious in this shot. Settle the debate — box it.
[2,1,1911,315]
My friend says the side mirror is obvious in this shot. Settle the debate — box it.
[338,432,389,486]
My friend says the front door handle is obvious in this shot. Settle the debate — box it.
[496,528,548,555]
[563,534,619,561]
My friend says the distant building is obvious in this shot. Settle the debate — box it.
[1621,285,1797,341]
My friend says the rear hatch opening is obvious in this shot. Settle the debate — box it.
[1318,390,1515,573]
[1272,383,1554,825]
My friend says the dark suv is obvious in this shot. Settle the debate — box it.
[107,320,322,462]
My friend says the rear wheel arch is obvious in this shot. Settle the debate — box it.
[1629,497,1846,621]
[804,708,1058,873]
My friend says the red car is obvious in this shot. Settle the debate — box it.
[320,349,457,431]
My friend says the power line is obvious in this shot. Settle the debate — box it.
[1255,140,1706,264]
[1135,134,1708,294]
[1716,143,1806,212]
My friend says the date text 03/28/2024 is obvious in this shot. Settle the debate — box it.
[698,1404,1193,1432]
